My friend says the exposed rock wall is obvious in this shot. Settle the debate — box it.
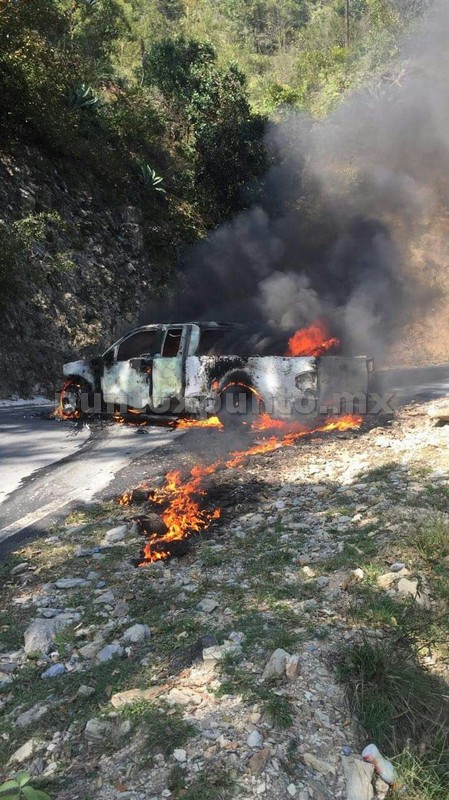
[0,146,166,397]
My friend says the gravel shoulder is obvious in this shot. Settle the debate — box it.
[1,403,448,800]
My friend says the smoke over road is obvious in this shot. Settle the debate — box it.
[143,1,449,363]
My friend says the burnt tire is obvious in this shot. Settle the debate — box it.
[59,380,89,418]
[217,384,256,431]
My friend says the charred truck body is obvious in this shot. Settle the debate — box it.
[60,322,373,427]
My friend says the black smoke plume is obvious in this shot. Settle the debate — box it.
[142,1,449,361]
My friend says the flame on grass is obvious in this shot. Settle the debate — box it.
[120,414,362,563]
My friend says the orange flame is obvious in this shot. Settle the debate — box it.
[175,416,223,430]
[286,321,339,357]
[112,413,148,427]
[224,414,362,468]
[252,412,309,433]
[139,464,222,562]
[120,413,362,563]
[53,380,81,420]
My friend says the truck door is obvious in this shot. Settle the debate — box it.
[102,328,163,409]
[151,325,189,412]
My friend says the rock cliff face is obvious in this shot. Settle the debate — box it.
[0,146,171,398]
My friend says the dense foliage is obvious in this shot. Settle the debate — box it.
[144,37,266,222]
[0,0,430,307]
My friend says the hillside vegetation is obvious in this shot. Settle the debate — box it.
[0,1,430,395]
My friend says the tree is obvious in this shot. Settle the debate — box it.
[0,0,80,146]
[220,0,309,54]
[145,36,267,223]
[58,0,129,79]
[157,0,184,22]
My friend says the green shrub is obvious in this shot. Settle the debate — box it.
[0,770,51,800]
[0,213,73,309]
[337,637,449,797]
[140,163,166,193]
[70,83,101,110]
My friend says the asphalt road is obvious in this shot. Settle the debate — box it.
[1,363,449,559]
[0,406,184,557]
[0,405,90,505]
[377,362,449,405]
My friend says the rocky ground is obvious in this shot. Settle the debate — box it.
[1,402,449,800]
[0,145,172,398]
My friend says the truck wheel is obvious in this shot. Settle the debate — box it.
[217,384,256,431]
[59,380,86,418]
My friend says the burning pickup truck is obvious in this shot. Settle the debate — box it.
[58,321,373,428]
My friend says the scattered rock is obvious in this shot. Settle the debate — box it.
[428,398,449,420]
[96,643,124,663]
[41,663,65,678]
[197,597,219,613]
[77,684,96,699]
[249,748,271,776]
[111,600,130,618]
[287,785,297,797]
[121,623,151,644]
[85,718,113,741]
[302,752,336,776]
[342,568,364,590]
[101,525,127,545]
[285,654,301,680]
[302,566,316,578]
[247,730,263,748]
[396,577,418,597]
[8,738,43,765]
[93,591,115,605]
[79,641,104,660]
[55,578,88,589]
[374,775,391,800]
[396,577,430,607]
[228,631,245,645]
[342,756,374,800]
[202,642,241,661]
[16,704,48,728]
[173,748,187,763]
[24,614,78,655]
[262,648,290,679]
[39,608,63,619]
[247,513,264,526]
[110,687,159,709]
[118,719,132,738]
[390,562,406,572]
[376,572,399,590]
[10,562,29,576]
[165,687,203,706]
[76,547,99,557]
